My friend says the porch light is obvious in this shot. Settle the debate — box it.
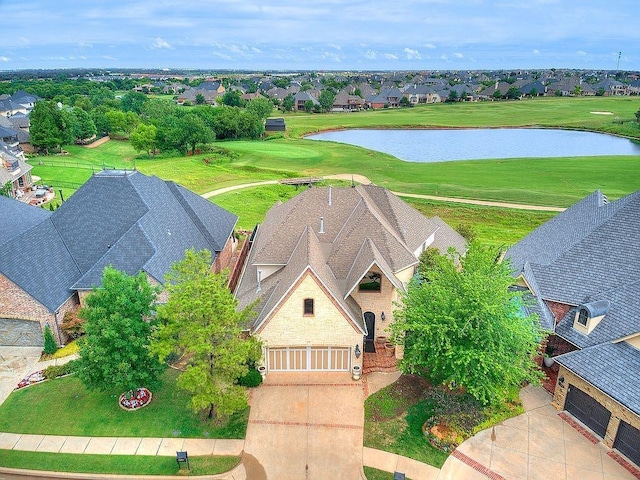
[381,311,386,321]
[354,344,361,358]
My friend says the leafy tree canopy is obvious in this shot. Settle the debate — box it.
[392,243,544,406]
[76,267,164,394]
[151,249,261,419]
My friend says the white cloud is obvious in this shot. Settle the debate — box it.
[329,44,342,50]
[577,50,587,56]
[424,43,436,49]
[152,37,172,49]
[364,49,377,60]
[532,49,540,55]
[322,51,342,62]
[0,56,10,62]
[453,52,464,58]
[404,48,421,60]
[384,53,398,60]
[78,42,93,48]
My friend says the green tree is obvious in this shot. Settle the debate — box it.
[76,268,164,394]
[43,325,58,355]
[151,249,261,419]
[71,108,97,144]
[635,107,640,124]
[318,89,336,112]
[130,123,158,156]
[282,94,295,112]
[195,93,206,105]
[246,96,273,120]
[304,100,314,113]
[30,101,63,154]
[492,89,503,100]
[447,90,458,102]
[221,90,244,107]
[392,243,543,406]
[120,91,148,114]
[0,181,12,197]
[506,86,521,99]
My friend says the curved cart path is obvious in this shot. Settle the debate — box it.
[201,174,566,212]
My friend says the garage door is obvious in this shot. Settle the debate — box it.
[614,421,640,467]
[565,385,611,438]
[0,318,44,346]
[267,347,351,371]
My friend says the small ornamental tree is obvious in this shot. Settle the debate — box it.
[43,325,58,355]
[151,249,261,420]
[76,267,164,394]
[392,242,544,406]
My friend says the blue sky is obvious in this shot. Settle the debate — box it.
[0,0,637,71]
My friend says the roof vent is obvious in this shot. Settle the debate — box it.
[328,185,332,206]
[319,217,325,234]
[256,270,262,292]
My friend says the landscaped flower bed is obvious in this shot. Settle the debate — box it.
[16,370,46,389]
[119,387,152,411]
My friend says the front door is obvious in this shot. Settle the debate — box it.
[364,311,375,353]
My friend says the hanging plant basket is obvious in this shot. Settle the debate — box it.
[119,387,152,411]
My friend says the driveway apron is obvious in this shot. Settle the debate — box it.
[244,372,365,480]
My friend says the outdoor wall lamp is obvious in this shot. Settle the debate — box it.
[355,344,361,358]
[381,311,386,321]
[558,376,565,388]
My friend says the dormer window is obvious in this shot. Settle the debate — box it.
[573,300,610,334]
[577,308,588,326]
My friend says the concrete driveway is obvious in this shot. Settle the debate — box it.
[244,372,365,480]
[0,346,42,405]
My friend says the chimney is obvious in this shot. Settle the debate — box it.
[328,185,332,206]
[319,217,325,234]
[257,270,262,292]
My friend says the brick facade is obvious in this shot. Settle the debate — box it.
[0,273,78,346]
[213,235,237,273]
[552,366,640,448]
[545,300,572,325]
[258,272,363,368]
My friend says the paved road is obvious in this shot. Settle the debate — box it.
[201,174,566,212]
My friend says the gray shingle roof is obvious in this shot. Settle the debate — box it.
[235,185,466,333]
[555,342,640,416]
[1,170,237,309]
[0,195,51,245]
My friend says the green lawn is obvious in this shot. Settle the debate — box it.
[0,369,248,438]
[0,450,239,476]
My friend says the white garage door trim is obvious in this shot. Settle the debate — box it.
[267,346,351,371]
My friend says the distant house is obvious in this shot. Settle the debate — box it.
[331,87,365,111]
[505,190,640,467]
[265,118,286,132]
[0,141,33,198]
[294,91,320,111]
[0,170,238,347]
[367,88,404,109]
[234,185,466,374]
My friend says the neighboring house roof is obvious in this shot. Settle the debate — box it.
[505,189,640,416]
[556,342,640,416]
[0,170,237,311]
[0,195,51,244]
[235,185,466,332]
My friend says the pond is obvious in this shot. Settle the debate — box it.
[306,128,640,163]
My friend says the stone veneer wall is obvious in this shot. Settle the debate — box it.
[553,366,640,448]
[258,272,363,367]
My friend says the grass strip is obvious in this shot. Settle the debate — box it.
[0,450,239,476]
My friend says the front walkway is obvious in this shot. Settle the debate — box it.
[438,385,638,480]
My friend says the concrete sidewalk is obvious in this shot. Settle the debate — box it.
[0,432,244,457]
[363,447,440,479]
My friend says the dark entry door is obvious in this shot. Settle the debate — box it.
[565,385,611,438]
[614,421,640,467]
[364,312,375,353]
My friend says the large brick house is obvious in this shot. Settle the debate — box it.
[234,185,466,375]
[0,170,238,347]
[505,189,640,466]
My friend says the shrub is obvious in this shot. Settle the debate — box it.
[61,310,85,339]
[237,368,262,388]
[43,359,78,379]
[43,325,58,355]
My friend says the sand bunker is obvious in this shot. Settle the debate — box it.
[590,111,614,115]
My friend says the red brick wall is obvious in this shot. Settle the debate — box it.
[213,235,236,273]
[0,273,51,321]
[545,300,572,325]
